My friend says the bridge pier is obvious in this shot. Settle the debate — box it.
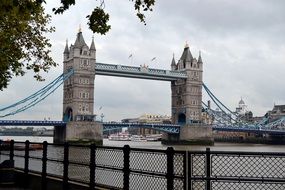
[162,124,214,145]
[53,121,103,145]
[54,125,66,144]
[65,121,103,145]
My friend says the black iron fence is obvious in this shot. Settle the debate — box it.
[0,140,185,190]
[1,140,285,190]
[189,149,285,190]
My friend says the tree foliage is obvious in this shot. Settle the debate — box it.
[53,0,155,35]
[0,0,55,91]
[0,0,155,90]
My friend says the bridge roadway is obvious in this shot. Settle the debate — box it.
[1,120,285,135]
[0,120,180,134]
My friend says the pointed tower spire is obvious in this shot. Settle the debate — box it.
[180,42,193,62]
[90,35,96,51]
[171,53,176,70]
[64,39,69,54]
[171,53,176,65]
[198,50,203,63]
[74,28,87,48]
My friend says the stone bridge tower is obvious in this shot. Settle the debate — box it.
[171,44,203,124]
[54,30,103,144]
[164,44,213,145]
[62,30,96,122]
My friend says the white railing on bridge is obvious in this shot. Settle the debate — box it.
[95,62,187,81]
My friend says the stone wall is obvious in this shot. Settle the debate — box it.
[66,121,103,145]
[162,124,214,145]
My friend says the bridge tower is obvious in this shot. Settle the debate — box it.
[62,30,96,121]
[171,44,203,124]
[54,30,102,144]
[163,44,213,144]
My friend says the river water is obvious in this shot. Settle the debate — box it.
[1,135,285,152]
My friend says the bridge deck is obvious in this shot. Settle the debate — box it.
[1,120,285,135]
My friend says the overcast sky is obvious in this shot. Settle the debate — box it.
[1,0,285,121]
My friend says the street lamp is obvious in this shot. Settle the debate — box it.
[100,113,104,122]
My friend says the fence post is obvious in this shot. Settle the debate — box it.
[206,148,211,190]
[23,140,30,188]
[166,147,174,190]
[89,143,96,190]
[24,140,30,175]
[123,145,130,190]
[63,142,69,190]
[9,140,14,161]
[188,152,192,190]
[41,141,48,190]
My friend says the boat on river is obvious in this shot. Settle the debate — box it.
[145,134,162,141]
[130,135,147,142]
[108,133,130,141]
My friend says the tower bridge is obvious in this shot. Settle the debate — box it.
[1,31,285,144]
[58,30,210,144]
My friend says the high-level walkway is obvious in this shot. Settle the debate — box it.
[95,62,188,81]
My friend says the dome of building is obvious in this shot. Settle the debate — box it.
[239,98,245,105]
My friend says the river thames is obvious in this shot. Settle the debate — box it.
[1,135,285,152]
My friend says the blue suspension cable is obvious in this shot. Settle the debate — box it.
[203,83,239,117]
[0,69,74,118]
[203,87,237,123]
[202,101,236,124]
[0,74,63,112]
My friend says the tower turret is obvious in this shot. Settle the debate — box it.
[171,54,176,70]
[178,43,193,70]
[90,36,96,59]
[171,43,203,124]
[63,39,69,61]
[197,51,203,70]
[73,30,88,57]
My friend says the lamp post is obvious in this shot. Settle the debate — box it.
[100,113,104,122]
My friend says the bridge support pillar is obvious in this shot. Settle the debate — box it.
[53,122,103,145]
[162,124,214,145]
[65,121,103,145]
[54,126,66,144]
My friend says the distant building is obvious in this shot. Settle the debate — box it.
[236,98,247,115]
[201,108,214,124]
[212,108,232,124]
[200,100,230,124]
[138,114,171,124]
[235,98,253,123]
[252,116,264,123]
[267,104,285,122]
[122,114,171,135]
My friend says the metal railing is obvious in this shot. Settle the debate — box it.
[1,141,285,190]
[188,148,285,190]
[0,140,185,190]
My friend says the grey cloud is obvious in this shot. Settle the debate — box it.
[1,0,285,121]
